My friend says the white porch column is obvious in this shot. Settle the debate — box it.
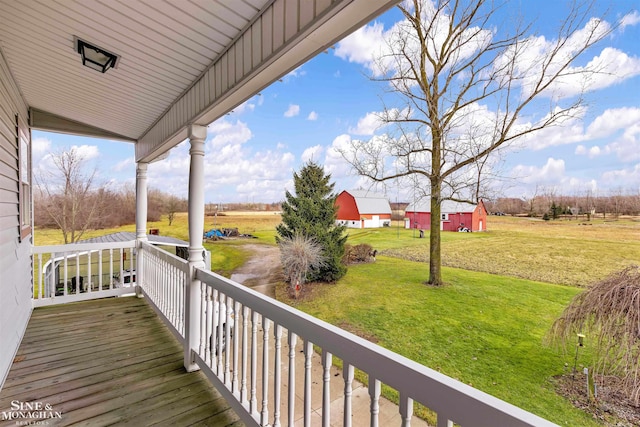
[135,162,148,297]
[184,124,207,372]
[135,162,149,241]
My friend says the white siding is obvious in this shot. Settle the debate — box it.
[0,49,32,391]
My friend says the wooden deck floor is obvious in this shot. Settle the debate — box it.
[0,296,243,427]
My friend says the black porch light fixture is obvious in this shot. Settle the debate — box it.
[74,37,119,73]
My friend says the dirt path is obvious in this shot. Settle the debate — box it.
[229,244,281,297]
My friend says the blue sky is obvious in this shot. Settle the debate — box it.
[33,1,640,204]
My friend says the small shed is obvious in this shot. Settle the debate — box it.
[335,190,392,229]
[405,200,488,232]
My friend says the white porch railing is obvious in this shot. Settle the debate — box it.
[183,268,558,427]
[32,241,137,307]
[134,244,558,427]
[31,240,558,426]
[139,241,187,340]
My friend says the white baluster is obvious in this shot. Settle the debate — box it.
[250,310,259,416]
[75,252,80,294]
[273,324,283,427]
[109,248,113,290]
[36,253,42,299]
[369,377,380,427]
[232,300,240,393]
[343,363,354,427]
[241,305,249,404]
[400,394,413,427]
[304,339,313,427]
[87,251,92,292]
[322,350,332,427]
[63,253,68,296]
[199,283,206,357]
[98,250,103,290]
[212,289,219,370]
[218,292,226,375]
[224,296,232,385]
[288,331,297,427]
[261,318,271,426]
[205,287,213,365]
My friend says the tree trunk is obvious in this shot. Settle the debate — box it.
[429,181,443,286]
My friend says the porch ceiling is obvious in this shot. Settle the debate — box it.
[0,0,399,162]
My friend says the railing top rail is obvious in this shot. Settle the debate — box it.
[140,240,188,264]
[195,268,557,427]
[33,240,137,254]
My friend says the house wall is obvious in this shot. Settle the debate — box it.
[0,50,33,390]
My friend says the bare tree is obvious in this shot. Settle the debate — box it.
[35,148,104,243]
[165,195,184,226]
[340,0,613,285]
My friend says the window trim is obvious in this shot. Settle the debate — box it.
[17,114,32,241]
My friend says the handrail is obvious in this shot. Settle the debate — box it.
[32,241,137,307]
[191,268,558,427]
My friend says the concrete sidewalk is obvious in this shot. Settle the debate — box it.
[213,320,430,427]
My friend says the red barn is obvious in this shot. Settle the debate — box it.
[404,200,488,232]
[335,190,392,228]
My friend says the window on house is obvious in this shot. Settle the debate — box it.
[17,115,31,240]
[441,213,448,221]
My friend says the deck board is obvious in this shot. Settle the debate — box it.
[0,296,242,427]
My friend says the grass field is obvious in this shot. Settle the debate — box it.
[347,215,640,287]
[280,258,599,426]
[34,212,640,425]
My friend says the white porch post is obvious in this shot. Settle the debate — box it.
[184,124,207,372]
[135,162,148,297]
[135,162,149,241]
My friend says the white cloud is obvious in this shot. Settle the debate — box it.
[324,134,356,179]
[349,111,384,135]
[601,163,640,186]
[207,119,253,147]
[284,104,300,118]
[575,144,609,159]
[607,122,640,162]
[113,157,134,172]
[621,11,640,30]
[307,111,318,121]
[586,107,640,139]
[334,21,387,73]
[511,158,566,184]
[32,137,51,165]
[232,98,257,115]
[72,144,100,161]
[301,145,324,163]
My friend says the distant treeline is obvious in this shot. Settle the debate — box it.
[34,187,188,229]
[484,192,640,218]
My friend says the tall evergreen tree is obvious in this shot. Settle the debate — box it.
[276,161,347,282]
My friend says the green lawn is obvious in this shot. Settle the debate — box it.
[287,256,600,426]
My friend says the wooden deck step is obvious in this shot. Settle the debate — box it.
[0,296,242,427]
